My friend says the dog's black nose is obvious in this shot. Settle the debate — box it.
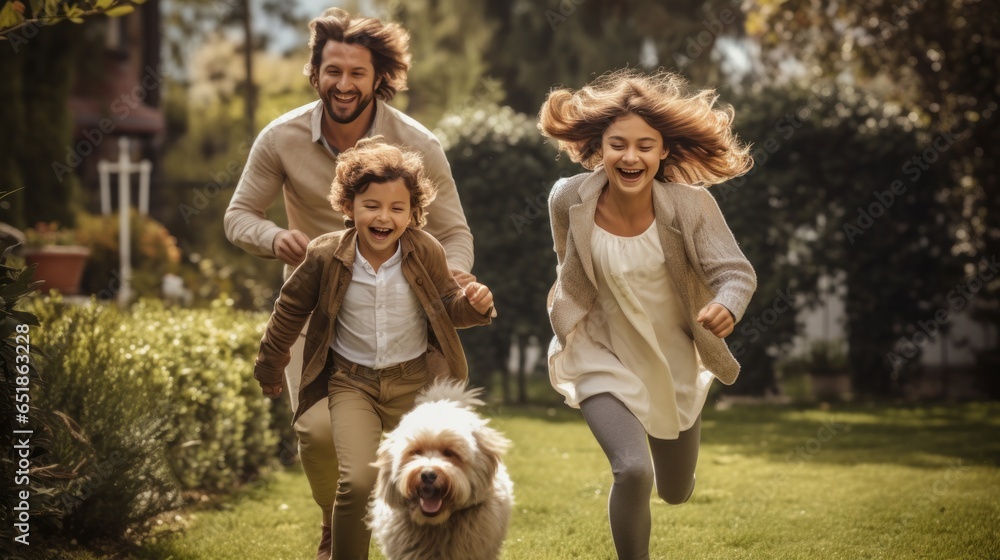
[421,470,437,484]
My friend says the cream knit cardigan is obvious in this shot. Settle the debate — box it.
[547,169,757,385]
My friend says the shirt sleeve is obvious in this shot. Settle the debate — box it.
[224,128,286,259]
[692,187,757,323]
[548,177,572,268]
[253,244,322,384]
[420,139,475,273]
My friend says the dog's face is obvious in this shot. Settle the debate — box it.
[375,392,509,526]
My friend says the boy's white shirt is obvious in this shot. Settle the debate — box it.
[330,243,427,369]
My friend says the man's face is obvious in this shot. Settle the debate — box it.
[313,40,380,125]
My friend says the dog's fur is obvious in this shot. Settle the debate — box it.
[369,381,514,560]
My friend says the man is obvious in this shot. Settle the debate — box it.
[224,8,475,559]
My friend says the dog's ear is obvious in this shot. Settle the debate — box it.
[373,438,410,509]
[473,424,510,475]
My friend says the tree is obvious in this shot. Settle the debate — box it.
[720,79,961,397]
[0,22,86,228]
[482,0,747,114]
[368,0,496,125]
[436,104,576,403]
[744,0,998,395]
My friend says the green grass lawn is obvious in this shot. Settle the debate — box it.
[64,400,1000,560]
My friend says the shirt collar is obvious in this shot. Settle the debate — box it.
[353,239,403,274]
[310,99,384,155]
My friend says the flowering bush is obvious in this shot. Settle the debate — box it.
[23,221,82,248]
[74,210,182,299]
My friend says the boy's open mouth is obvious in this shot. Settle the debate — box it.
[370,227,392,241]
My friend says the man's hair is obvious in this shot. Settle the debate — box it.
[328,136,437,228]
[304,7,411,101]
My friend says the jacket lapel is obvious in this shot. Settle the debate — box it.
[652,181,684,264]
[568,169,608,287]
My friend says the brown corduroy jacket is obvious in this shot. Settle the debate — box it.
[254,227,492,422]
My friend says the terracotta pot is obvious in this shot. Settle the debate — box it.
[24,245,91,295]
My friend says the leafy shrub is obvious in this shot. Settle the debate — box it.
[22,295,281,545]
[435,104,577,400]
[28,297,182,542]
[120,299,278,489]
[0,255,63,560]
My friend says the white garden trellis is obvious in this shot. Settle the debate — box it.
[97,137,152,306]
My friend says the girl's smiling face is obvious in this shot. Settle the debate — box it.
[601,113,669,195]
[342,178,412,268]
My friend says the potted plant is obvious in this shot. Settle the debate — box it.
[22,221,91,295]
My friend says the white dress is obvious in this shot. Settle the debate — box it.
[550,222,714,439]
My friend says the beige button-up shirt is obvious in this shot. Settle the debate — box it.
[225,99,474,275]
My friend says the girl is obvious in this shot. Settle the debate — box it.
[539,69,756,559]
[253,136,494,559]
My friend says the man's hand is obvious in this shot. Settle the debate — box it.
[451,269,476,287]
[464,281,495,316]
[696,303,735,338]
[273,229,310,266]
[260,382,283,399]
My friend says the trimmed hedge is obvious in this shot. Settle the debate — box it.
[22,296,285,546]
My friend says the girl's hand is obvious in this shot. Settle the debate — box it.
[260,382,283,399]
[697,303,735,338]
[465,281,495,316]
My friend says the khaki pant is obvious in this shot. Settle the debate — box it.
[327,351,430,560]
[287,330,338,526]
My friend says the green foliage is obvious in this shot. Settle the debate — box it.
[780,339,849,378]
[28,298,181,541]
[156,42,315,310]
[371,0,496,124]
[0,0,147,36]
[0,252,54,560]
[745,0,1000,395]
[18,295,281,546]
[0,24,85,229]
[23,220,83,247]
[435,103,576,400]
[74,210,182,300]
[480,0,744,114]
[719,83,960,396]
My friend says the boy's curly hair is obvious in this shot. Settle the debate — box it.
[538,68,753,186]
[328,136,437,228]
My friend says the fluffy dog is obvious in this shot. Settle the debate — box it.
[369,380,514,560]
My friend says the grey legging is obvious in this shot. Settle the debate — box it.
[579,393,702,560]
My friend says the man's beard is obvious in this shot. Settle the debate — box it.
[323,90,376,124]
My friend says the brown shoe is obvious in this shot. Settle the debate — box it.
[316,524,332,560]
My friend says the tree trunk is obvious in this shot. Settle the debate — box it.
[516,334,528,404]
[242,0,255,139]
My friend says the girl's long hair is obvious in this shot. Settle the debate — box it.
[538,68,752,185]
